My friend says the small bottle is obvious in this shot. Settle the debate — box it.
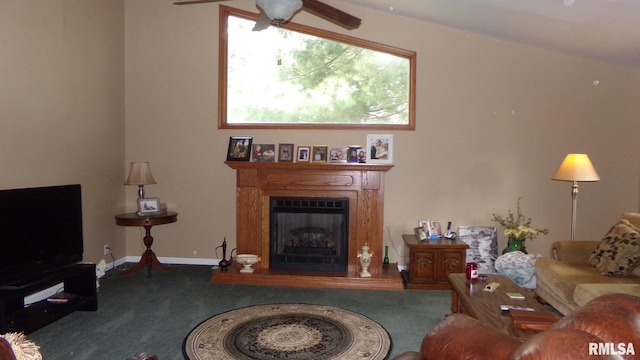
[466,262,478,281]
[383,245,390,265]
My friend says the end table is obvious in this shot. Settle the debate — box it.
[115,211,178,278]
[402,234,468,290]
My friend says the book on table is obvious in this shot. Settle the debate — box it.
[509,309,561,331]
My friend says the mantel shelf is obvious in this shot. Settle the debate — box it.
[224,161,393,172]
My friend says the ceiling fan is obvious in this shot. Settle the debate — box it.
[174,0,361,31]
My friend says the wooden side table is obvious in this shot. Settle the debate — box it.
[115,211,178,278]
[402,234,468,290]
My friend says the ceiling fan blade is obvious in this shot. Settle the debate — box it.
[252,10,272,31]
[301,0,361,30]
[173,0,230,5]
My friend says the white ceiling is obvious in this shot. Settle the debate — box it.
[336,0,640,71]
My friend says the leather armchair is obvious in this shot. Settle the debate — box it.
[393,293,640,360]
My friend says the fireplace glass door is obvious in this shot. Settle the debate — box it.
[270,197,348,272]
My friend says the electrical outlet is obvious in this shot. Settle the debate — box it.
[104,244,111,256]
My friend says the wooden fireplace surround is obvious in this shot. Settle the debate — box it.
[217,161,402,290]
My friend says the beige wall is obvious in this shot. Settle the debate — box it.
[1,1,125,264]
[124,0,640,266]
[4,0,638,268]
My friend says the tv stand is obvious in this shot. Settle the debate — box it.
[0,263,97,334]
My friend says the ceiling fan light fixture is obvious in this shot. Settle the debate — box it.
[256,0,302,23]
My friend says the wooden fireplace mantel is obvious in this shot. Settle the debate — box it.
[216,161,403,290]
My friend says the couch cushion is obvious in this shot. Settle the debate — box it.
[573,283,640,307]
[589,219,640,276]
[622,212,640,230]
[535,258,639,314]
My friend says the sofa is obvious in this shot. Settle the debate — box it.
[535,212,640,315]
[392,293,640,360]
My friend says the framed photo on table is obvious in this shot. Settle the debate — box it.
[137,197,160,216]
[366,134,393,164]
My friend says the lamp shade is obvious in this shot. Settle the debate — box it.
[125,162,157,185]
[256,0,302,22]
[552,154,600,182]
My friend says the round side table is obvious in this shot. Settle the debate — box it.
[115,211,178,278]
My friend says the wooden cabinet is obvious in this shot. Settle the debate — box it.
[402,234,468,290]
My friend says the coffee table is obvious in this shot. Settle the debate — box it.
[448,273,555,339]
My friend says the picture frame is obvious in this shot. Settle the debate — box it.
[430,221,443,237]
[250,144,276,162]
[366,134,393,164]
[296,145,311,162]
[347,146,361,163]
[329,147,348,163]
[226,136,252,161]
[414,226,428,241]
[357,148,367,163]
[278,143,294,162]
[137,197,161,215]
[418,219,430,238]
[312,146,328,162]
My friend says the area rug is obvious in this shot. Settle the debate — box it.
[183,303,392,360]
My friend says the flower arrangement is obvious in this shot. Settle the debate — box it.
[491,197,549,241]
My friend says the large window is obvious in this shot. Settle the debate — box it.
[219,6,416,130]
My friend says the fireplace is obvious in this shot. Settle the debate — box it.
[218,162,401,290]
[270,197,348,272]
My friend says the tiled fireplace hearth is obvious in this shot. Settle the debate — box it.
[214,161,403,290]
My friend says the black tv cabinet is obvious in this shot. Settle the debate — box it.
[0,263,97,334]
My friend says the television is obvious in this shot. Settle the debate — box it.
[0,184,84,288]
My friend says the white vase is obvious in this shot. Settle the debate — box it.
[359,244,372,277]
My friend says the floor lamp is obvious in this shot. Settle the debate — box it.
[552,154,600,240]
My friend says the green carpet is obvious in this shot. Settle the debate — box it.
[29,264,450,359]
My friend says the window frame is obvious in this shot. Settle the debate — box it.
[218,5,417,130]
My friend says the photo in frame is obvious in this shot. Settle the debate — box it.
[137,197,161,216]
[278,144,294,162]
[430,221,443,237]
[458,226,499,274]
[296,146,311,162]
[226,136,252,161]
[329,147,348,163]
[347,146,361,163]
[414,227,427,240]
[418,219,431,239]
[366,134,393,164]
[250,144,276,162]
[312,146,328,162]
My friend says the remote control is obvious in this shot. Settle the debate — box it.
[500,305,535,312]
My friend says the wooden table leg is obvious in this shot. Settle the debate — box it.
[124,225,173,278]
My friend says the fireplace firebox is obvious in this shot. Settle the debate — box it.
[270,197,348,272]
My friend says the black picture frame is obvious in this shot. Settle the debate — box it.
[226,136,252,161]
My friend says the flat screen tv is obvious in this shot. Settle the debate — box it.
[0,184,84,288]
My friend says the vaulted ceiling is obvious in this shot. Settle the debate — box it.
[337,0,640,71]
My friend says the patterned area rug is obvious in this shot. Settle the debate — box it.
[183,304,391,360]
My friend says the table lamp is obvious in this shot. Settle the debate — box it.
[552,154,600,240]
[125,162,157,199]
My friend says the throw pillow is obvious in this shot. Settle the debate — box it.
[589,219,640,277]
[458,226,498,274]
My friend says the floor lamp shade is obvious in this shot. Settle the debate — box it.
[552,154,600,182]
[552,154,600,240]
